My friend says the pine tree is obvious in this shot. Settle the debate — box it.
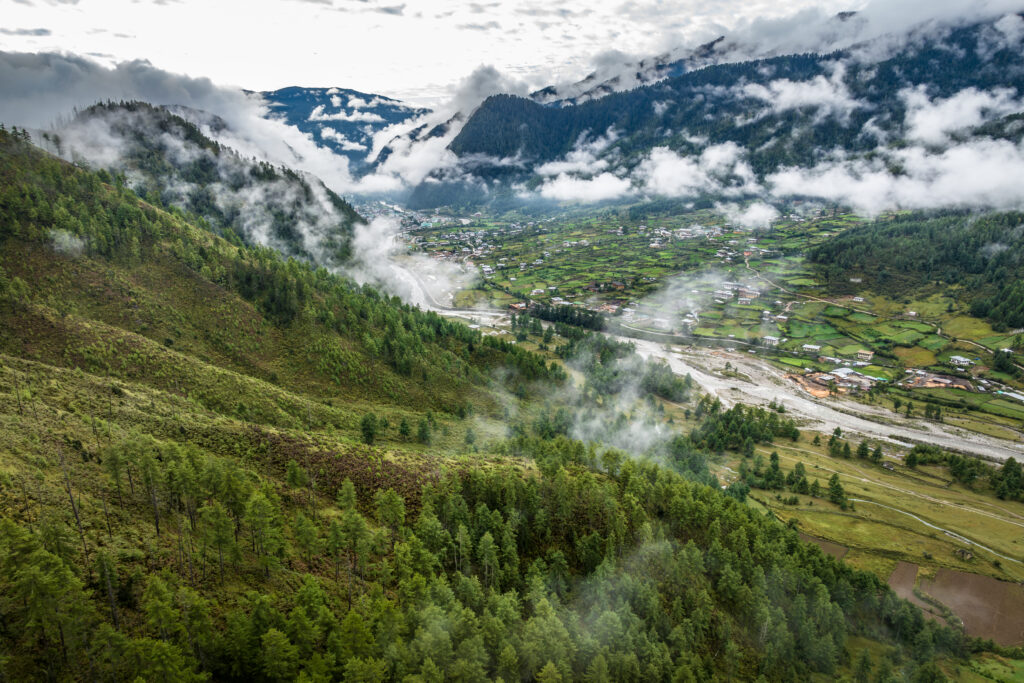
[828,474,846,507]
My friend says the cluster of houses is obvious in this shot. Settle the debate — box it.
[713,282,762,304]
[804,367,885,393]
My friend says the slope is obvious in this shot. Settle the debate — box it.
[0,127,1003,681]
[49,101,364,266]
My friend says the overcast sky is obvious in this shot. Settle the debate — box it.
[1,0,856,104]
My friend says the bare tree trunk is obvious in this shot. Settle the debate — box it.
[150,487,160,536]
[58,446,89,570]
[102,498,113,542]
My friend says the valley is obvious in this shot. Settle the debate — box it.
[5,4,1024,680]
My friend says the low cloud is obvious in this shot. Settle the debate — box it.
[633,143,760,198]
[901,85,1024,144]
[536,129,617,176]
[767,137,1024,214]
[49,229,86,257]
[320,126,368,151]
[345,216,475,306]
[539,172,633,202]
[356,64,531,194]
[715,200,780,229]
[0,51,359,195]
[308,103,385,123]
[740,62,862,123]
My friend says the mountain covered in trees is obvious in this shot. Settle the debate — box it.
[44,101,365,266]
[808,210,1024,331]
[0,126,990,680]
[408,18,1024,209]
[261,87,429,170]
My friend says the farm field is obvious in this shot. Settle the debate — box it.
[921,569,1024,647]
[714,429,1024,645]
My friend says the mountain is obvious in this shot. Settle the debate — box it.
[48,101,364,266]
[261,86,429,170]
[0,128,983,681]
[529,36,725,106]
[408,17,1024,210]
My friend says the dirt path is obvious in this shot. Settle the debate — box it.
[759,446,1024,533]
[849,499,1022,565]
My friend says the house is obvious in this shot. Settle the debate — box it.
[763,336,780,347]
[949,355,974,367]
[802,344,822,353]
[882,462,895,471]
[856,349,874,362]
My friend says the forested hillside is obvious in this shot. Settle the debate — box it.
[49,102,364,265]
[808,211,1024,330]
[0,128,994,680]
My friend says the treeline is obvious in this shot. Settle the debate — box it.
[63,101,363,264]
[905,445,1024,501]
[808,210,1024,330]
[529,302,605,331]
[689,396,800,453]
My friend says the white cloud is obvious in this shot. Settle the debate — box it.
[715,200,779,229]
[320,126,368,151]
[633,143,760,197]
[768,137,1024,214]
[740,62,861,122]
[0,52,359,195]
[536,129,617,176]
[308,104,385,123]
[538,172,633,202]
[901,85,1024,144]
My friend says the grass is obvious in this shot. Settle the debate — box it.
[894,346,937,366]
[721,438,1024,585]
